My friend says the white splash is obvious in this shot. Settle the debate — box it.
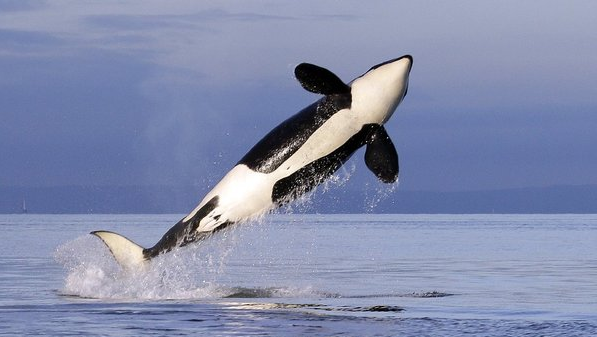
[54,230,241,300]
[54,222,324,301]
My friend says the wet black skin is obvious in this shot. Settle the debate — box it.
[142,60,403,259]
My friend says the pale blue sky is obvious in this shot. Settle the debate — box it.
[1,1,596,192]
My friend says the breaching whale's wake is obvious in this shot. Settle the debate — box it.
[91,55,413,270]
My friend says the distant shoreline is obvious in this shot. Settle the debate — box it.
[2,184,596,214]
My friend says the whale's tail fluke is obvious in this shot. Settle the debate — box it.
[91,231,147,270]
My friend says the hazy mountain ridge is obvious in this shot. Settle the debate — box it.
[2,185,596,214]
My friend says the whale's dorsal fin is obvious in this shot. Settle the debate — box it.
[365,126,399,183]
[295,63,350,95]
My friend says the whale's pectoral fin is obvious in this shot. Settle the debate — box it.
[294,63,350,95]
[91,231,147,270]
[364,126,399,183]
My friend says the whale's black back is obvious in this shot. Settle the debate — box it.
[239,93,351,174]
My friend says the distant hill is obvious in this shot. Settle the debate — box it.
[341,185,597,214]
[1,184,596,214]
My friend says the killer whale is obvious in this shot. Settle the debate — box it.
[92,55,413,269]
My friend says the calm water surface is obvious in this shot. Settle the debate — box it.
[1,214,596,336]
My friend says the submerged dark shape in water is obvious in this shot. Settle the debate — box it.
[233,302,405,313]
[91,55,413,269]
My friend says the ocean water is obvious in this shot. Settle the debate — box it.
[1,213,596,336]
